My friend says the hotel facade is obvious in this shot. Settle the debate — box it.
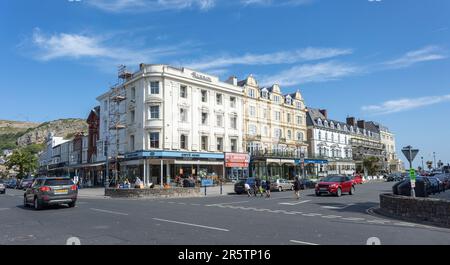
[96,64,247,186]
[238,75,309,180]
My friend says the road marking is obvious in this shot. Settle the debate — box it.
[341,217,365,221]
[168,202,175,204]
[0,208,10,211]
[177,202,186,205]
[292,211,304,214]
[367,220,389,224]
[321,215,342,219]
[321,203,354,210]
[206,201,249,207]
[152,218,229,232]
[90,208,129,216]
[302,213,318,217]
[290,240,319,245]
[279,200,311,205]
[301,213,322,217]
[191,203,201,206]
[394,222,416,227]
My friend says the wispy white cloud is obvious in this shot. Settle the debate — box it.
[184,47,352,70]
[240,0,313,7]
[259,61,360,86]
[29,28,188,68]
[362,94,450,115]
[87,0,216,12]
[384,46,447,69]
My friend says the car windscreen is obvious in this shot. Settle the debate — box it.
[321,176,343,182]
[44,179,73,186]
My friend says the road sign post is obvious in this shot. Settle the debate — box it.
[402,146,419,198]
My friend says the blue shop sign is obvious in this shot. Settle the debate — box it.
[303,159,328,164]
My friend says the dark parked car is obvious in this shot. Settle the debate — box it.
[6,179,17,188]
[299,179,316,190]
[315,175,355,197]
[0,180,5,194]
[24,177,78,210]
[426,177,444,193]
[434,174,449,190]
[234,178,256,194]
[18,178,34,190]
[392,176,431,197]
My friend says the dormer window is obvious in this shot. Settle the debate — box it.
[330,121,334,128]
[337,124,341,130]
[285,97,292,105]
[317,118,322,126]
[261,90,268,99]
[343,125,347,131]
[350,126,354,133]
[324,120,329,127]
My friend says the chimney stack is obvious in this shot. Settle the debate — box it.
[357,120,366,129]
[346,117,356,126]
[226,76,238,86]
[319,109,328,119]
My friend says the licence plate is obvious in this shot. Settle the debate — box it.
[54,189,68,195]
[320,188,328,191]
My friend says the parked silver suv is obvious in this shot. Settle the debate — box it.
[24,177,78,210]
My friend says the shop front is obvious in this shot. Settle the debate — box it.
[303,159,329,178]
[123,150,225,187]
[224,153,250,181]
[250,158,298,180]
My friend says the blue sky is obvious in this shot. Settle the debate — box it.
[0,0,449,167]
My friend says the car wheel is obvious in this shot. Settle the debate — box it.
[315,192,320,196]
[68,201,76,208]
[349,186,355,195]
[336,188,342,197]
[278,187,283,192]
[34,198,42,210]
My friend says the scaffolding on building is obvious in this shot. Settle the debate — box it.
[105,65,132,187]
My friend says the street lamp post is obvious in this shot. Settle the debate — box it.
[421,156,424,172]
[433,152,436,170]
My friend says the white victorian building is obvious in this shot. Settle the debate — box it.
[306,108,355,176]
[96,64,245,186]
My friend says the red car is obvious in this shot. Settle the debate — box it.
[315,175,355,197]
[352,175,363,185]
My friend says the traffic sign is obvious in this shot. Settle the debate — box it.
[409,169,416,182]
[402,146,419,163]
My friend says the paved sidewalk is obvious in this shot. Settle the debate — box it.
[77,188,107,198]
[77,184,236,199]
[201,183,235,197]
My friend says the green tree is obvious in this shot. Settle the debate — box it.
[23,143,45,155]
[363,156,380,176]
[5,149,38,179]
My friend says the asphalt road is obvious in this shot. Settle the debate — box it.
[1,182,450,245]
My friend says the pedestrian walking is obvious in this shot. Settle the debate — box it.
[244,182,252,197]
[265,179,271,198]
[255,178,263,197]
[293,177,301,199]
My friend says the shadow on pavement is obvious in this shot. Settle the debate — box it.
[16,204,71,211]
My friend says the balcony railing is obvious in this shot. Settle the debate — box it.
[249,149,305,159]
